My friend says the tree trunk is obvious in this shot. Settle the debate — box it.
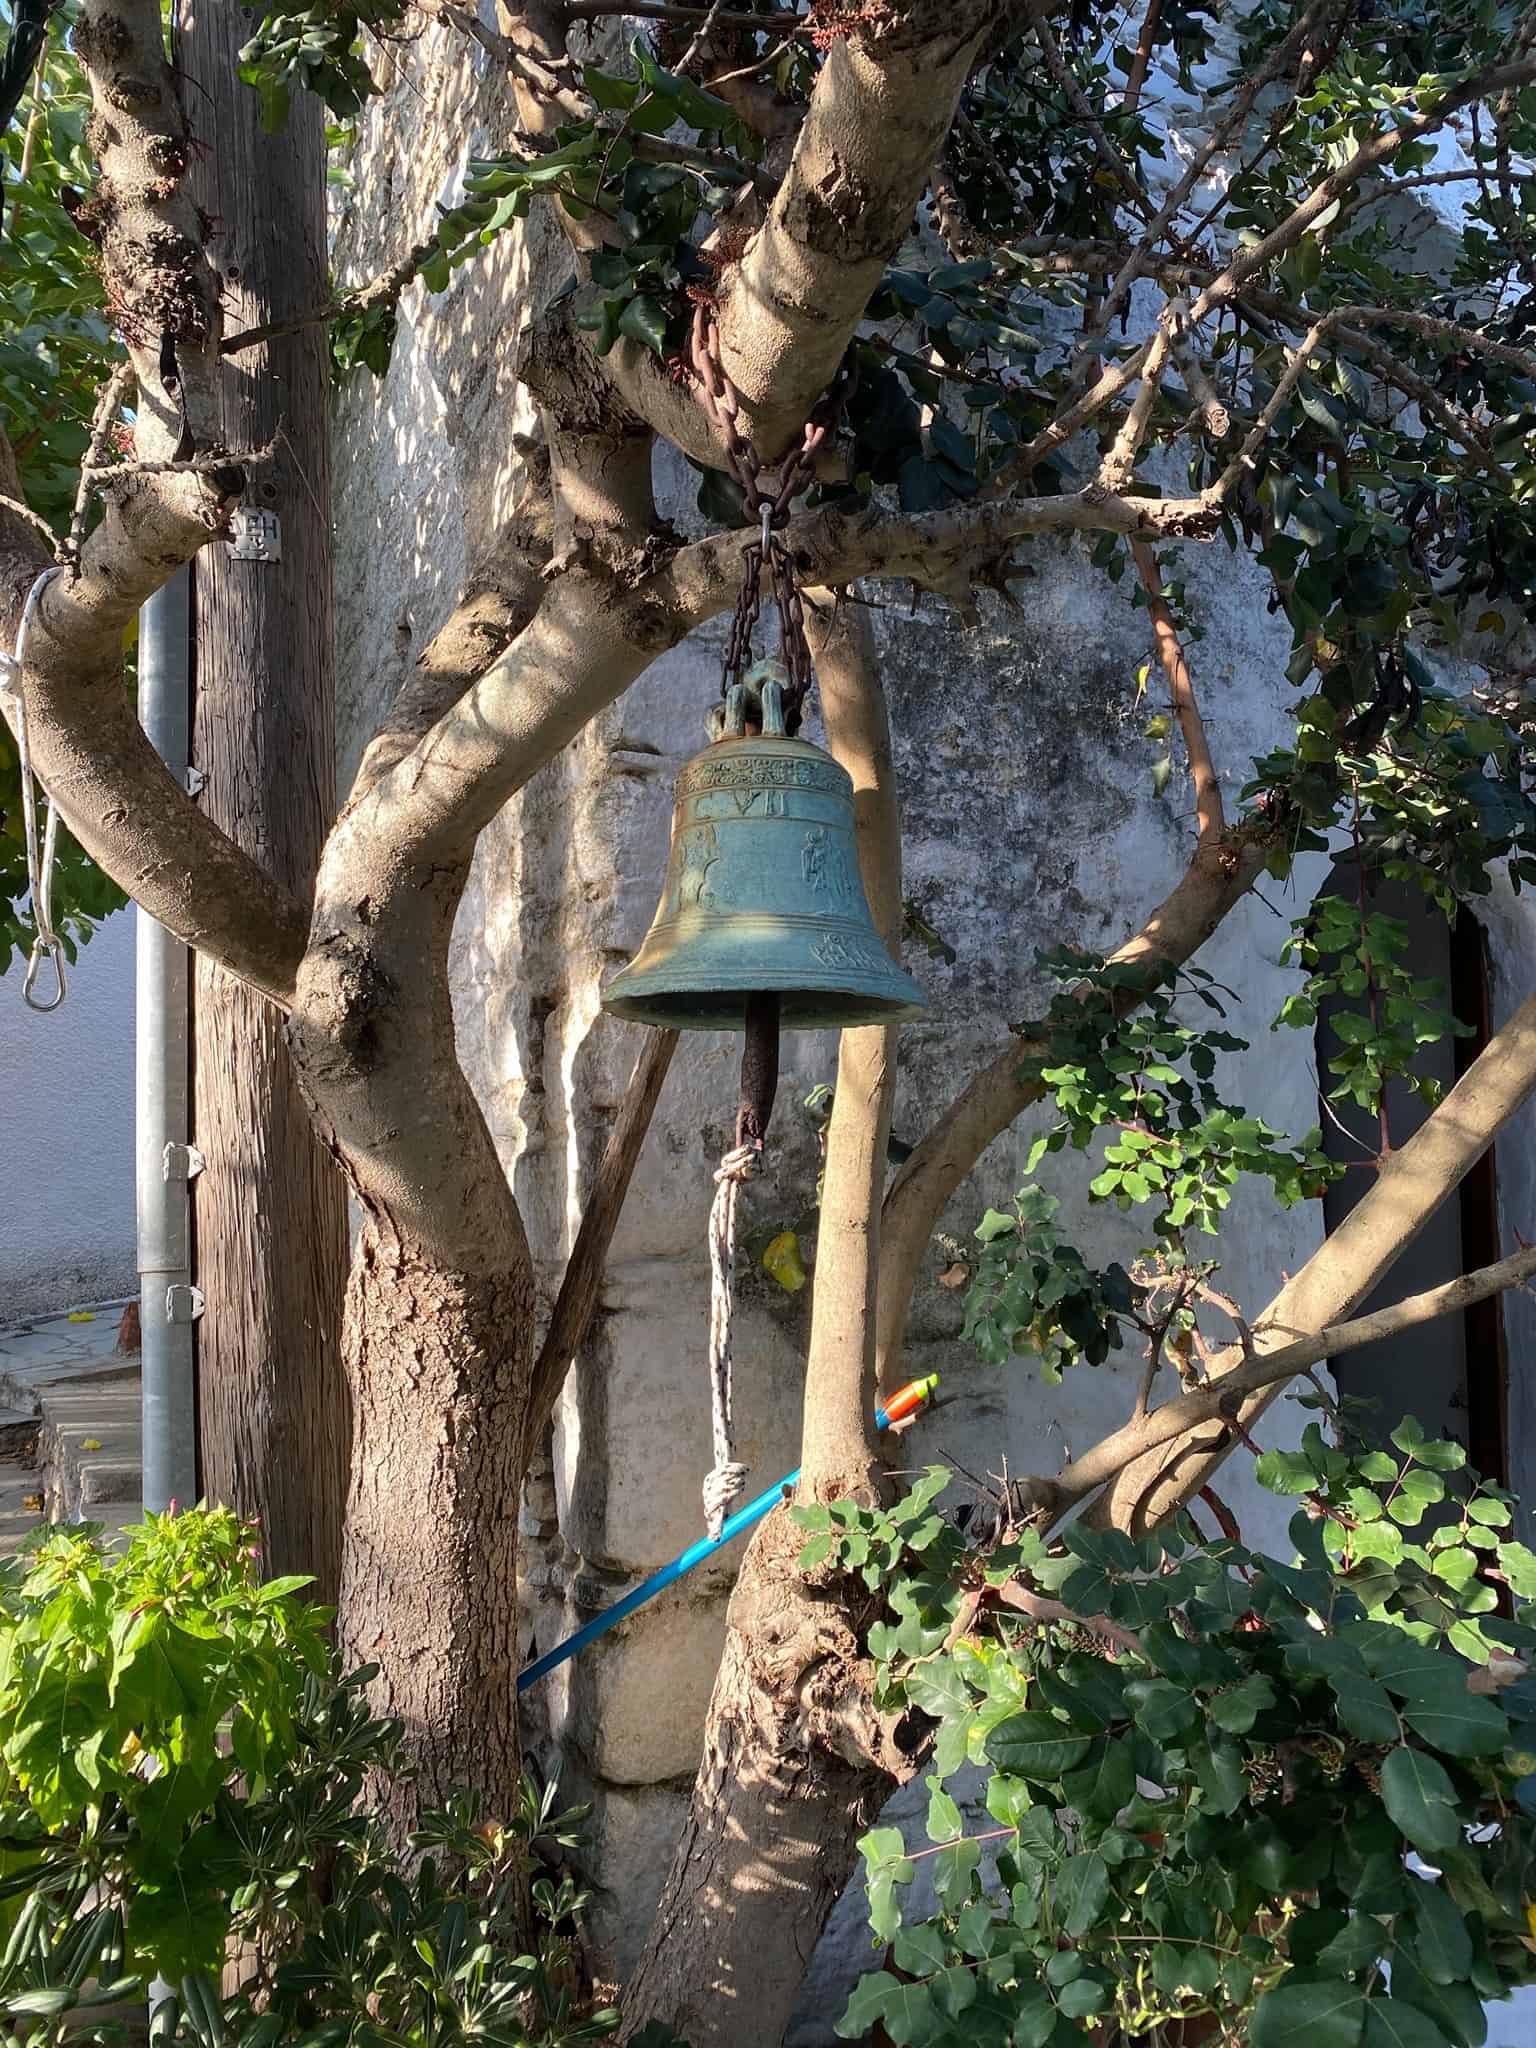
[181,1,350,1601]
[285,869,541,1821]
[338,1217,531,1818]
[618,1515,893,2048]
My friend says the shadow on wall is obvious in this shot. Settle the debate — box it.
[0,907,136,1321]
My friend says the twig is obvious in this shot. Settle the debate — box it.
[1024,0,1151,221]
[1047,1238,1536,1514]
[991,1580,1143,1658]
[64,358,135,568]
[1132,534,1223,845]
[524,1028,681,1459]
[1097,0,1344,334]
[1122,0,1161,114]
[83,440,275,482]
[674,0,729,77]
[1168,328,1229,438]
[0,489,58,554]
[562,0,810,26]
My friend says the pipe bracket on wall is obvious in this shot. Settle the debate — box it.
[164,1284,205,1325]
[162,1143,205,1183]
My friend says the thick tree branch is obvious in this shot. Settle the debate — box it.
[1050,1240,1536,1525]
[1096,989,1536,1529]
[1130,538,1221,845]
[0,2,312,1007]
[798,597,900,1497]
[0,473,310,1006]
[714,0,999,457]
[72,0,224,458]
[347,468,556,803]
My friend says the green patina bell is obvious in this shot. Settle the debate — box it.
[602,675,927,1031]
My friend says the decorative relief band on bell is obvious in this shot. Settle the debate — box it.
[674,751,850,801]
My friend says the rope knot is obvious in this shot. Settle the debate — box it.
[714,1140,760,1187]
[702,1460,750,1542]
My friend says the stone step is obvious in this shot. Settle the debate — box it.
[36,1384,143,1524]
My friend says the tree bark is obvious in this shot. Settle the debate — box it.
[617,1516,892,2048]
[181,1,350,1602]
[286,857,539,1820]
[339,1214,530,1818]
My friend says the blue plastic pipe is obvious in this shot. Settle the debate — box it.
[516,1375,938,1693]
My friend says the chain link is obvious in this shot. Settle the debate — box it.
[688,304,854,734]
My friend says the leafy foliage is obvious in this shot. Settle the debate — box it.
[236,3,408,132]
[963,1184,1140,1381]
[1276,891,1473,1111]
[795,1431,1536,2048]
[1016,950,1337,1243]
[0,1509,615,2047]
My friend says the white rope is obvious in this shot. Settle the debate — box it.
[0,567,68,1012]
[704,1139,758,1538]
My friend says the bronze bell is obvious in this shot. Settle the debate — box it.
[603,675,927,1031]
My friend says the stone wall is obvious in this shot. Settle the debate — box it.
[329,17,1536,2011]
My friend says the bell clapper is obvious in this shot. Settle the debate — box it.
[736,990,781,1155]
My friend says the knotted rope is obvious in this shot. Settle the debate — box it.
[703,1138,760,1539]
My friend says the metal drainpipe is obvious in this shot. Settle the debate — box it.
[136,566,200,1514]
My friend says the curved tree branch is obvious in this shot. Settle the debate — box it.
[1096,989,1536,1529]
[715,0,999,456]
[0,470,311,1007]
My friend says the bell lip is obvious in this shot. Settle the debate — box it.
[601,958,929,1030]
[601,988,929,1030]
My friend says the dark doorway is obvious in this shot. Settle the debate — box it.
[1315,866,1509,1485]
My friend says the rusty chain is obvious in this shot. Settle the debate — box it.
[688,303,854,734]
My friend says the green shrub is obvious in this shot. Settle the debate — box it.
[0,1508,615,2047]
[798,1425,1536,2047]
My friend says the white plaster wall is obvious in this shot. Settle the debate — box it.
[0,907,136,1320]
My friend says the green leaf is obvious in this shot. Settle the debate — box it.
[985,1713,1092,1782]
[616,294,668,356]
[1388,1951,1487,2048]
[904,1659,972,1721]
[1380,1747,1461,1856]
[1362,2000,1456,2048]
[1062,1737,1134,1822]
[1400,1680,1509,1758]
[935,1834,980,1910]
[1053,1852,1111,1940]
[1251,1979,1368,2048]
[1210,1672,1276,1734]
[924,1776,963,1845]
[1405,1878,1472,1986]
[1330,1671,1400,1744]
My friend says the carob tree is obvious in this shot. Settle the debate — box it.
[6,0,1536,2039]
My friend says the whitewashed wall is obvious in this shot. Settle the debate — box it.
[0,908,135,1321]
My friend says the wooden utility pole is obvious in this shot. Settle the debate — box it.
[181,4,350,1601]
